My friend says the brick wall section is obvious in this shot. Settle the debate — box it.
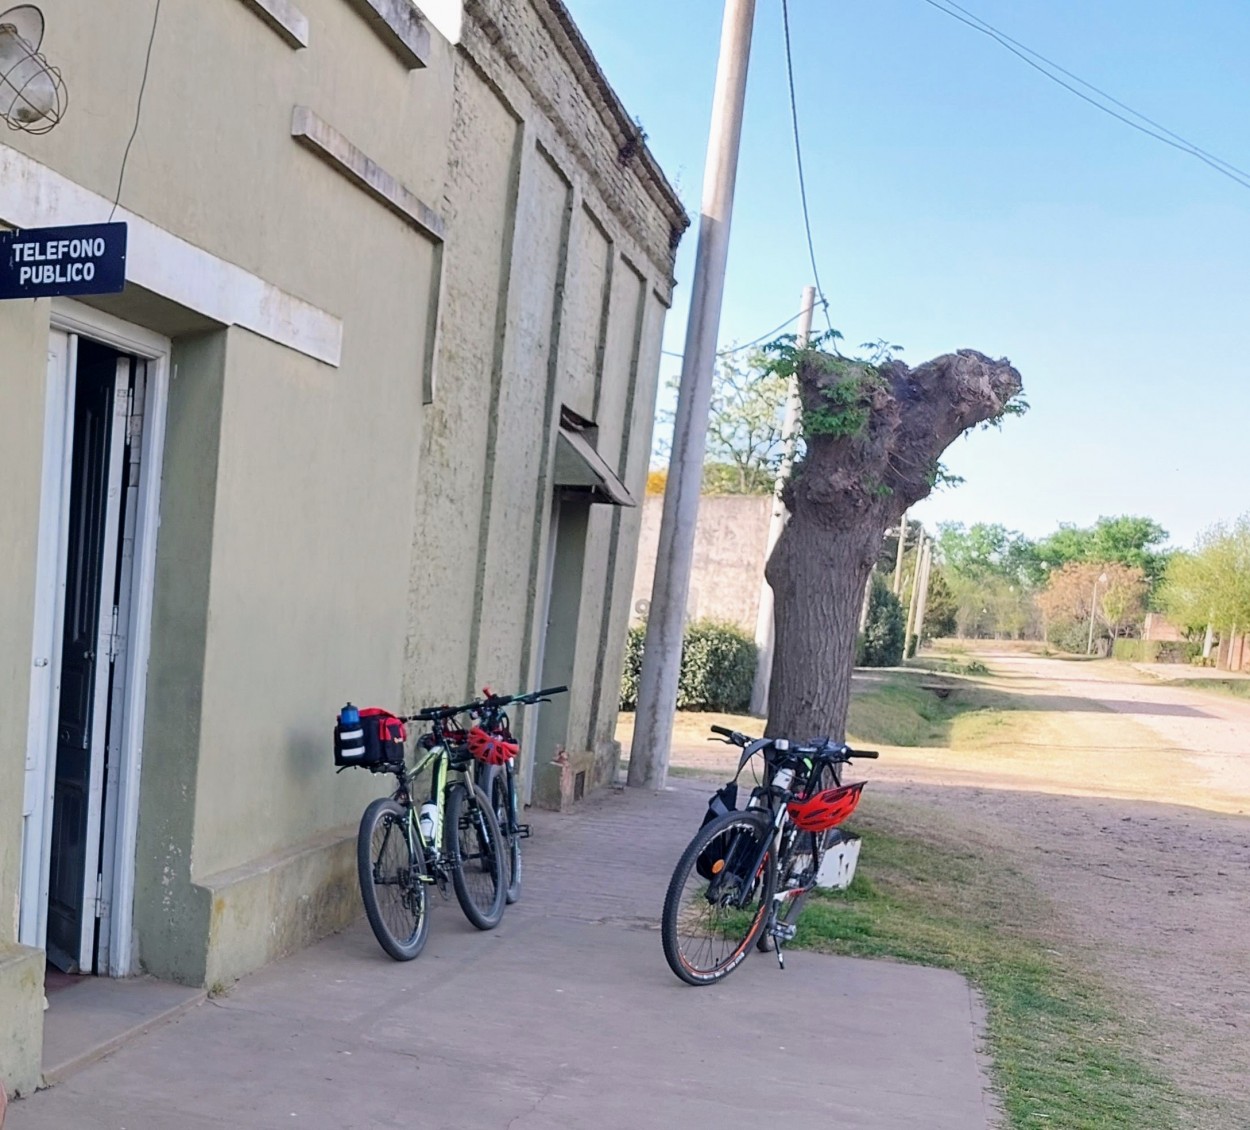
[460,0,687,289]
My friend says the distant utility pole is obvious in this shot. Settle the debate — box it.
[892,513,908,597]
[914,540,934,646]
[629,0,757,790]
[749,284,815,716]
[904,530,926,649]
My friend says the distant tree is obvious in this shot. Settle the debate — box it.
[656,351,790,494]
[646,468,667,495]
[1036,561,1148,648]
[922,566,959,639]
[937,522,1041,587]
[1159,516,1250,638]
[859,576,905,667]
[934,522,1041,637]
[1035,516,1171,590]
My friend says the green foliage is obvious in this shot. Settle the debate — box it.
[619,623,647,709]
[937,521,1042,588]
[758,330,885,443]
[859,577,906,667]
[1159,515,1250,634]
[619,619,758,712]
[1046,618,1090,655]
[700,461,774,494]
[1112,639,1201,664]
[1035,516,1172,591]
[657,349,791,495]
[922,567,959,638]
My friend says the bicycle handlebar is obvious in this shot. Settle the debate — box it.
[707,725,879,761]
[411,685,569,724]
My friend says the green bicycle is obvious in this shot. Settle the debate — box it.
[338,702,506,961]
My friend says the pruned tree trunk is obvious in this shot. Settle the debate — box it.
[765,349,1023,740]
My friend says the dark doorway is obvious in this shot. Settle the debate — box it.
[46,340,130,973]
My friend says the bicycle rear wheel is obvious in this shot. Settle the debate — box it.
[445,782,506,929]
[485,765,523,904]
[662,809,776,986]
[357,797,429,961]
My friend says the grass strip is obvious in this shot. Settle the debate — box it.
[793,799,1186,1130]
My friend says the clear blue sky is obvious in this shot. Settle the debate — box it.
[563,0,1250,550]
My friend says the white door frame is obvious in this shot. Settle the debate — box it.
[19,299,171,977]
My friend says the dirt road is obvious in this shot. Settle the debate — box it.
[651,654,1250,1124]
[892,654,1250,1125]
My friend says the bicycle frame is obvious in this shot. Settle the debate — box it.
[722,745,842,908]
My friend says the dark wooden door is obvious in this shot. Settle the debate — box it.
[46,343,122,973]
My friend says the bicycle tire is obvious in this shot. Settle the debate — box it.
[445,782,506,929]
[357,797,430,961]
[758,762,839,953]
[662,809,776,986]
[485,765,523,904]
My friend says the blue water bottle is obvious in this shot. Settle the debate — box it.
[337,702,365,765]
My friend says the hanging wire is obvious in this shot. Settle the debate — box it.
[110,0,163,221]
[780,0,835,330]
[919,0,1250,192]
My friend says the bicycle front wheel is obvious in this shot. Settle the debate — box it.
[445,782,506,929]
[485,765,523,904]
[357,797,430,961]
[662,809,776,986]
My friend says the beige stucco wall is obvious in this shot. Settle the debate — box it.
[632,494,775,632]
[0,302,50,1095]
[0,0,683,1077]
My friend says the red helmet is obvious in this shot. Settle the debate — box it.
[787,781,865,833]
[467,725,519,766]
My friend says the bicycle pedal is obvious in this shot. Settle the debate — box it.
[517,824,532,839]
[772,922,797,942]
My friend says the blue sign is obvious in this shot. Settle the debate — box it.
[0,222,127,300]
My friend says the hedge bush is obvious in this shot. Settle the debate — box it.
[858,577,906,667]
[619,619,758,712]
[1112,639,1201,664]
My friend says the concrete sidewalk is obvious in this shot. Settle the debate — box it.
[8,779,997,1130]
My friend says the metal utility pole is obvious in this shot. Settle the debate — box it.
[629,0,757,790]
[749,284,815,716]
[892,513,908,596]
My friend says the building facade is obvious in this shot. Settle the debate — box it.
[0,0,685,1093]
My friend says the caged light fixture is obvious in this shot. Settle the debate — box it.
[0,5,66,134]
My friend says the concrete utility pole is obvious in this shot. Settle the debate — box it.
[892,513,908,596]
[629,0,757,790]
[859,565,875,632]
[904,531,926,649]
[749,284,815,716]
[914,540,934,647]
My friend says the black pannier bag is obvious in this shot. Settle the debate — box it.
[695,782,739,880]
[334,706,406,769]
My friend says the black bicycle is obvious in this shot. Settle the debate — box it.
[344,703,506,961]
[470,685,567,904]
[660,725,877,986]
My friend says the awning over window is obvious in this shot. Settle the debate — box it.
[553,406,635,507]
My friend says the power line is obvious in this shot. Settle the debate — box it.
[110,0,163,222]
[780,0,835,330]
[919,0,1250,192]
[660,304,825,363]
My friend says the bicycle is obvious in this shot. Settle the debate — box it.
[660,724,878,986]
[469,685,568,904]
[340,702,506,961]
